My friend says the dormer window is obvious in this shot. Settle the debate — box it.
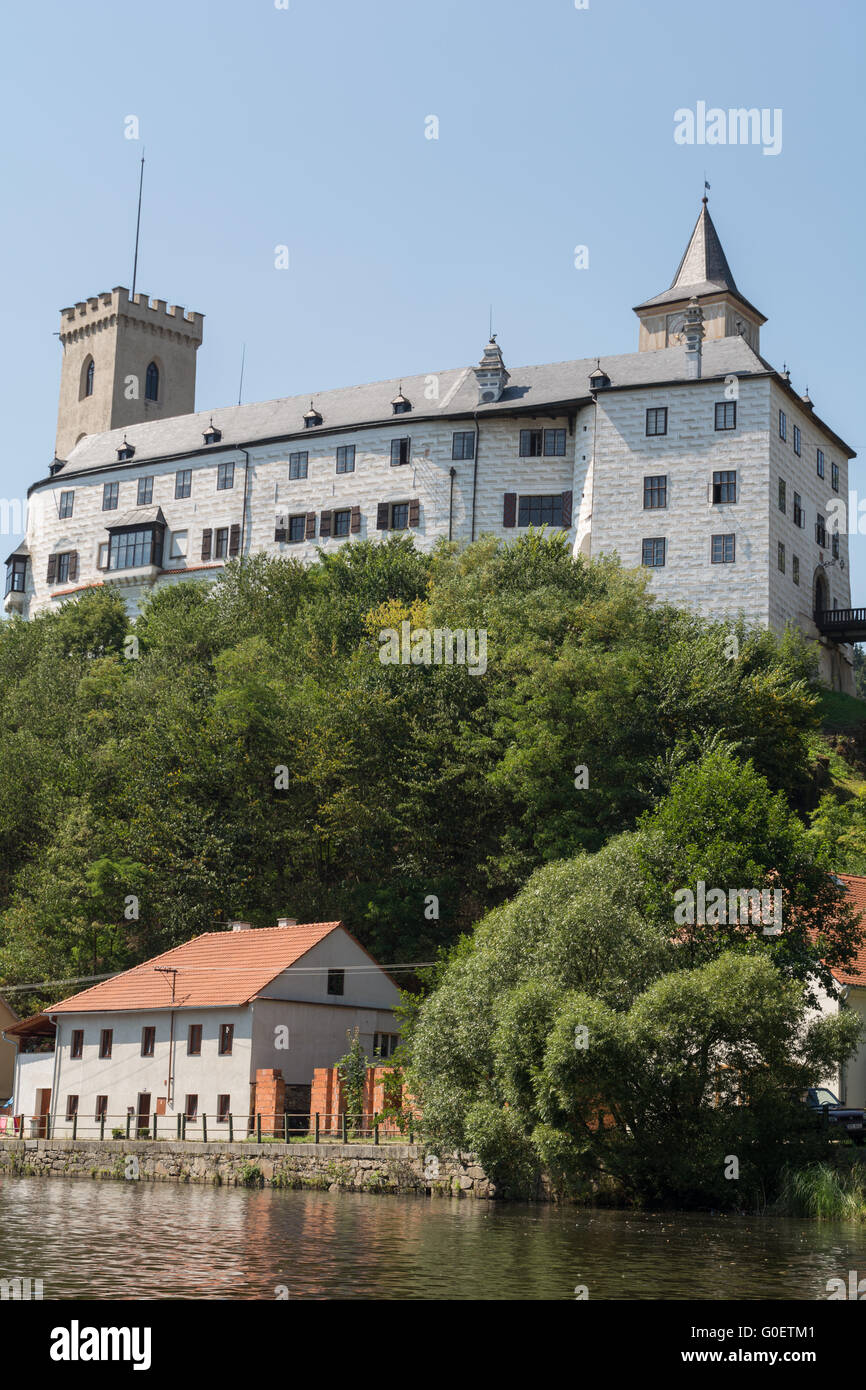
[391,388,411,415]
[203,421,222,445]
[304,403,323,429]
[589,367,610,391]
[117,440,135,461]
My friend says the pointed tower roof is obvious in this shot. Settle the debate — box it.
[633,198,765,321]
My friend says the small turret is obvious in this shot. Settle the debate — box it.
[474,335,509,404]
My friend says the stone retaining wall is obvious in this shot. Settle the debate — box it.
[0,1138,497,1198]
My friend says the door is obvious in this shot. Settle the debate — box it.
[35,1088,51,1139]
[137,1092,151,1137]
[155,1097,166,1116]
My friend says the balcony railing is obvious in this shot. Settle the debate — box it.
[814,608,866,641]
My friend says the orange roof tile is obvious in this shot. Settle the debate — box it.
[832,876,866,987]
[49,923,342,1014]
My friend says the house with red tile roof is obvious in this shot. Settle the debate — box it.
[4,918,401,1138]
[815,874,866,1107]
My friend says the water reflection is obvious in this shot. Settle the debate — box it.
[0,1177,860,1300]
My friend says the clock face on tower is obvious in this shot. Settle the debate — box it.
[666,311,686,343]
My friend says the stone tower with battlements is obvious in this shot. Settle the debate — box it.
[54,287,204,460]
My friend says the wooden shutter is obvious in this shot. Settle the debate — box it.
[376,502,389,530]
[68,551,79,582]
[46,554,57,584]
[503,493,517,527]
[319,510,332,538]
[408,498,420,528]
[350,506,361,534]
[201,528,212,561]
[561,491,573,528]
[229,523,241,557]
[305,512,317,540]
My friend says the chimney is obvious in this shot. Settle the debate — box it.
[683,297,704,380]
[277,917,298,927]
[230,920,253,932]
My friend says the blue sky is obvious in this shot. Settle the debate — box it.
[2,0,864,596]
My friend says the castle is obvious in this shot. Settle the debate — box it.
[5,198,858,690]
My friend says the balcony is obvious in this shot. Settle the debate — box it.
[814,608,866,642]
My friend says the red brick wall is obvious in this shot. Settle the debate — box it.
[309,1065,419,1133]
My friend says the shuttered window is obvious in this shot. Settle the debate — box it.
[201,529,213,561]
[229,523,241,557]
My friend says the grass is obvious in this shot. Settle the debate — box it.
[776,1162,866,1220]
[817,688,866,732]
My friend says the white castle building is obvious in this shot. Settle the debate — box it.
[5,199,859,690]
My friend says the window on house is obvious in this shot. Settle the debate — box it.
[646,407,668,437]
[85,359,94,397]
[102,482,119,511]
[56,553,72,584]
[141,1027,155,1057]
[289,452,309,480]
[217,461,234,491]
[832,532,840,559]
[187,1024,202,1056]
[218,1024,234,1056]
[333,508,351,537]
[288,515,306,543]
[217,1095,231,1123]
[327,968,345,996]
[95,1096,108,1121]
[390,437,411,467]
[108,525,164,571]
[543,428,567,456]
[793,555,800,586]
[817,449,825,479]
[99,1030,113,1059]
[779,410,787,441]
[816,514,827,548]
[373,1033,400,1059]
[70,1030,84,1060]
[778,479,786,513]
[137,477,153,506]
[793,425,801,456]
[712,470,737,504]
[517,495,563,526]
[59,490,74,519]
[452,431,475,460]
[336,445,355,474]
[145,362,159,402]
[777,542,785,573]
[175,469,192,499]
[97,542,109,569]
[519,429,544,457]
[169,531,188,559]
[643,476,667,510]
[711,533,736,564]
[4,557,26,596]
[832,462,839,493]
[214,528,229,559]
[641,537,666,568]
[185,1095,198,1120]
[389,502,410,531]
[793,492,804,528]
[65,1096,78,1122]
[715,401,736,431]
[117,443,135,461]
[203,425,222,445]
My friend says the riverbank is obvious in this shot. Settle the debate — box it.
[0,1138,498,1198]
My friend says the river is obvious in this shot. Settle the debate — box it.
[0,1177,861,1300]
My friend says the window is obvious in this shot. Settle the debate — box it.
[715,401,736,431]
[141,1027,155,1057]
[817,449,825,479]
[793,492,804,528]
[108,526,163,571]
[219,1024,234,1056]
[519,429,543,457]
[145,362,159,402]
[543,428,567,457]
[712,470,737,504]
[390,437,411,467]
[137,476,153,506]
[777,541,785,574]
[99,1029,113,1060]
[203,425,222,445]
[517,494,563,527]
[117,443,135,461]
[333,508,351,537]
[175,469,192,499]
[217,1095,231,1123]
[327,968,345,996]
[85,358,94,397]
[793,425,801,456]
[452,431,475,461]
[59,490,74,519]
[70,1030,84,1060]
[214,527,229,559]
[102,481,119,511]
[392,397,411,415]
[217,461,234,491]
[643,476,667,510]
[832,462,839,493]
[289,451,309,480]
[389,502,410,531]
[187,1024,202,1056]
[374,1033,400,1059]
[646,407,668,437]
[169,531,188,559]
[185,1095,198,1120]
[793,555,800,586]
[711,533,736,564]
[56,553,71,584]
[779,410,787,441]
[336,445,355,474]
[832,531,840,560]
[95,1096,108,1121]
[816,514,827,548]
[97,542,109,569]
[641,537,666,568]
[4,557,26,596]
[778,479,786,513]
[288,514,306,543]
[65,1096,78,1122]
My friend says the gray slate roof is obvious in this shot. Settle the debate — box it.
[634,201,764,320]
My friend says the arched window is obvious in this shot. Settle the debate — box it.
[145,361,159,402]
[84,358,94,397]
